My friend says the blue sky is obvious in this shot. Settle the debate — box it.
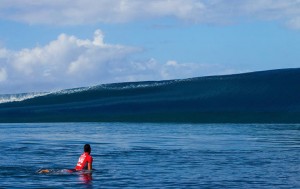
[1,0,300,94]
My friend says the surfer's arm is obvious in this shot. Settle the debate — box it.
[88,162,92,170]
[38,169,50,173]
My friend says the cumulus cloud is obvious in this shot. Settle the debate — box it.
[0,30,238,94]
[0,30,139,93]
[1,0,300,28]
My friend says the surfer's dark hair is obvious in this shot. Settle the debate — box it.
[84,144,91,153]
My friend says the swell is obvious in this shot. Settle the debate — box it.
[1,68,300,123]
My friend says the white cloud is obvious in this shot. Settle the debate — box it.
[0,0,205,24]
[0,30,240,94]
[0,30,140,93]
[1,0,300,28]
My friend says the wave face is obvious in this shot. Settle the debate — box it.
[1,68,300,123]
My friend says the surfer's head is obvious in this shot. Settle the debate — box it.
[84,144,91,154]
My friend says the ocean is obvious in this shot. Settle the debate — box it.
[0,123,299,188]
[1,68,300,123]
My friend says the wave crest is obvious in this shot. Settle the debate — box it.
[0,93,49,104]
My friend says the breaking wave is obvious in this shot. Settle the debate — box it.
[1,68,300,123]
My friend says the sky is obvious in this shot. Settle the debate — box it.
[1,0,300,94]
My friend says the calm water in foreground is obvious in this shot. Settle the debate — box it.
[0,123,299,188]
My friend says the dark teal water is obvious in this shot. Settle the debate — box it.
[1,68,300,123]
[0,123,299,188]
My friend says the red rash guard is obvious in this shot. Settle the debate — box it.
[75,152,93,170]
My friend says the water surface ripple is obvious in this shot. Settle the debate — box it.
[0,123,299,188]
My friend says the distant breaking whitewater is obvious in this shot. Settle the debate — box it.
[0,92,49,104]
[1,68,300,123]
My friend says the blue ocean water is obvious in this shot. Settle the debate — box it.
[0,123,299,188]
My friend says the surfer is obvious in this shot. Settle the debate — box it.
[38,144,93,173]
[75,144,93,171]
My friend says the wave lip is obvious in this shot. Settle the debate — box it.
[0,92,49,104]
